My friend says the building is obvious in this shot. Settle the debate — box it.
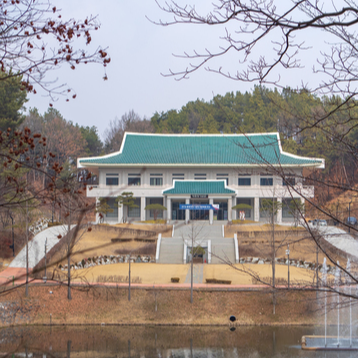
[77,132,324,224]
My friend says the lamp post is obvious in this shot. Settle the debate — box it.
[348,201,352,233]
[286,244,290,289]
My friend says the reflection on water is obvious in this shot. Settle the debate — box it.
[0,325,356,358]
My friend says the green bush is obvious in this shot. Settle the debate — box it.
[171,277,180,283]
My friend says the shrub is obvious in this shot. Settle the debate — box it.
[48,222,63,227]
[205,278,231,284]
[171,277,180,283]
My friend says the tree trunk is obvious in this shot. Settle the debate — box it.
[67,199,72,300]
[272,200,276,315]
[25,201,29,297]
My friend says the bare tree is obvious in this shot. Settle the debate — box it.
[104,111,154,153]
[181,222,205,303]
[0,0,110,100]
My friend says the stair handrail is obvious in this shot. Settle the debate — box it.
[155,233,162,262]
[234,233,239,263]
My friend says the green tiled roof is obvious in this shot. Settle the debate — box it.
[163,181,236,195]
[78,133,324,167]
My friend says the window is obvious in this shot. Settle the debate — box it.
[172,173,184,183]
[283,177,296,186]
[194,173,206,180]
[150,174,163,186]
[282,199,294,218]
[128,177,140,186]
[128,173,140,186]
[106,177,118,186]
[106,198,118,218]
[238,178,251,186]
[260,177,273,186]
[128,198,140,217]
[150,177,163,186]
[106,173,119,186]
[217,174,228,185]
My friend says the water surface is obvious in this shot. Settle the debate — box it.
[0,325,356,358]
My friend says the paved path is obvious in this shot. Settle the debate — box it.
[184,264,204,284]
[10,225,75,269]
[318,226,358,259]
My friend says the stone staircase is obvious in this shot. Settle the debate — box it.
[157,222,236,264]
[210,238,235,264]
[157,237,184,264]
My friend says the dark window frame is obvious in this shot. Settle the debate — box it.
[128,177,141,186]
[150,177,163,186]
[260,177,273,186]
[238,178,251,186]
[283,177,296,186]
[106,177,119,186]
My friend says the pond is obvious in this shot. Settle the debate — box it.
[0,325,356,358]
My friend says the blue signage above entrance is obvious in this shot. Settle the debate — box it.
[179,204,219,211]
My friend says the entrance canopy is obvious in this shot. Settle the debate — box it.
[163,180,236,195]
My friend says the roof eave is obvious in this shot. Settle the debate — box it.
[78,162,324,168]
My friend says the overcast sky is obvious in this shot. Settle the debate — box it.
[27,1,330,140]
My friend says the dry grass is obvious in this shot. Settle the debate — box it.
[115,223,172,235]
[225,224,346,265]
[225,224,304,235]
[0,258,12,273]
[237,234,345,265]
[0,285,320,326]
[203,264,319,285]
[50,224,167,267]
[71,263,189,284]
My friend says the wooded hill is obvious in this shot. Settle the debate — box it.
[150,87,356,188]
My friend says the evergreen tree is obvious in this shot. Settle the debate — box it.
[0,72,27,131]
[196,120,207,134]
[205,114,219,133]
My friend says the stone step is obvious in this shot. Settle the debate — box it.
[210,239,236,264]
[157,238,183,264]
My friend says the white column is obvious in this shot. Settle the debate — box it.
[140,197,146,222]
[277,197,282,224]
[209,198,213,225]
[254,197,260,222]
[166,197,171,223]
[232,197,237,221]
[96,197,100,223]
[228,198,232,222]
[185,198,190,224]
